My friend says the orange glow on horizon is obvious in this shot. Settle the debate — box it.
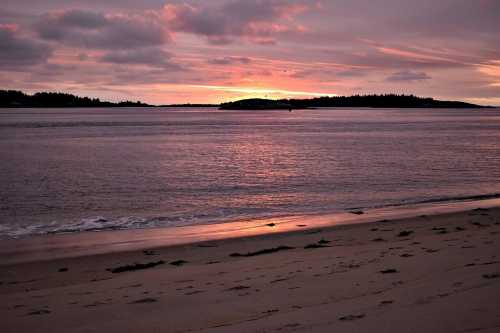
[188,85,336,102]
[477,60,500,87]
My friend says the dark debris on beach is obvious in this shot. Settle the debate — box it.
[230,246,294,257]
[380,269,399,274]
[107,260,165,274]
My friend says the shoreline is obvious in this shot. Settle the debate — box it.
[2,196,500,265]
[4,191,500,240]
[1,204,499,332]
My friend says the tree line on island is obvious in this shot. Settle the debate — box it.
[0,90,150,108]
[0,89,486,109]
[219,95,485,109]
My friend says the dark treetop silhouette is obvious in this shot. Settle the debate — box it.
[219,95,485,110]
[0,90,150,108]
[0,90,486,109]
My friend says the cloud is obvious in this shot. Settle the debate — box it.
[375,46,463,66]
[319,44,470,73]
[399,0,500,39]
[100,47,183,69]
[386,70,431,82]
[335,69,367,78]
[163,0,311,45]
[34,9,170,50]
[1,0,499,104]
[207,56,252,65]
[476,60,500,87]
[0,24,51,68]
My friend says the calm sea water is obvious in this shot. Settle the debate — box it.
[1,107,499,238]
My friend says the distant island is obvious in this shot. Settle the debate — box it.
[219,99,294,110]
[219,95,485,110]
[0,90,487,109]
[0,90,151,108]
[158,103,219,108]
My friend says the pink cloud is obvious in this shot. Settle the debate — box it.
[0,23,18,32]
[1,0,500,105]
[376,46,462,65]
[163,0,312,45]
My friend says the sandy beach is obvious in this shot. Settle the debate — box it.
[1,205,500,333]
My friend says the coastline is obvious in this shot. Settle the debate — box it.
[1,203,499,332]
[2,197,500,265]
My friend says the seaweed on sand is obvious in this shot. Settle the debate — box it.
[230,246,294,257]
[397,230,414,237]
[170,260,188,266]
[108,260,165,273]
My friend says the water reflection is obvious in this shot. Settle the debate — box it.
[1,107,500,237]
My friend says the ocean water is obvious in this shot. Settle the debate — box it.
[1,107,499,238]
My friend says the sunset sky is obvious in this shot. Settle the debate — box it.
[1,0,499,105]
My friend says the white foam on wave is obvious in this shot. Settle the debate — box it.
[0,214,237,239]
[0,207,294,239]
[1,216,154,238]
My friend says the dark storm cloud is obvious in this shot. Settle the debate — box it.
[0,25,51,68]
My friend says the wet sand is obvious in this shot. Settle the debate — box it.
[1,207,500,332]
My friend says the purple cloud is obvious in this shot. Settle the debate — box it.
[34,9,170,50]
[207,56,252,65]
[100,47,183,70]
[386,70,431,82]
[0,0,499,105]
[0,24,51,68]
[163,0,311,45]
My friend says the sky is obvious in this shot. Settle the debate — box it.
[1,0,499,105]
